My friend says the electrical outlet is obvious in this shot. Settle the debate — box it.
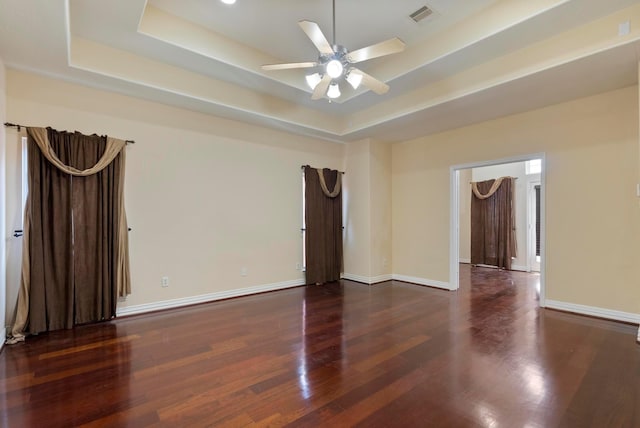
[296,262,301,270]
[161,276,169,287]
[240,267,248,277]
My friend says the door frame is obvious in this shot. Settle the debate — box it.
[527,179,541,273]
[449,153,546,306]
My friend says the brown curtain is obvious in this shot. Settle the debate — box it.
[304,166,343,285]
[470,177,516,270]
[8,127,130,341]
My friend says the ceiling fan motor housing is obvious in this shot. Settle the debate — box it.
[320,45,348,72]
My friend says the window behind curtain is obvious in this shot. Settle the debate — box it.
[301,168,306,271]
[21,136,28,225]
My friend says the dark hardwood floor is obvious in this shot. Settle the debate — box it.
[1,264,639,427]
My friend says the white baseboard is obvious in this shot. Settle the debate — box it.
[545,299,640,325]
[468,263,528,272]
[459,258,471,264]
[637,326,640,344]
[341,273,368,283]
[371,274,393,284]
[0,325,8,351]
[342,273,392,285]
[391,274,452,291]
[116,278,305,317]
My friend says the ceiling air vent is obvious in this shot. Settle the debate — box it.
[409,5,434,23]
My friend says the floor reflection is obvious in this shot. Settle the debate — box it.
[298,298,311,400]
[297,281,345,401]
[455,265,553,426]
[468,266,518,355]
[0,322,133,427]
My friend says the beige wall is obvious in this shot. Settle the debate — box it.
[393,85,640,314]
[0,57,6,339]
[343,140,372,279]
[459,168,472,262]
[343,139,392,282]
[369,140,392,279]
[5,70,345,315]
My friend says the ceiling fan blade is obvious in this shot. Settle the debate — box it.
[311,74,332,100]
[351,68,389,95]
[348,38,406,63]
[299,20,335,55]
[262,61,318,71]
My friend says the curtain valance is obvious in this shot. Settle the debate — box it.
[471,176,515,200]
[27,127,125,176]
[317,168,342,198]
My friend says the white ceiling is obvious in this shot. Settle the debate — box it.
[148,0,498,62]
[1,0,640,143]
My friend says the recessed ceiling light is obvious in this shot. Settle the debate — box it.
[221,0,236,4]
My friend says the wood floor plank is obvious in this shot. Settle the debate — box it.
[38,334,141,360]
[2,265,639,427]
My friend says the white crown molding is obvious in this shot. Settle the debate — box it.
[116,279,305,317]
[545,299,640,325]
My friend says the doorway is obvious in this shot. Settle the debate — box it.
[449,154,545,306]
[528,181,541,272]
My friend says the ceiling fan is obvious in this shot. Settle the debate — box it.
[261,0,406,100]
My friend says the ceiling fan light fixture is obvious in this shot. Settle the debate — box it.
[326,59,343,78]
[220,0,236,4]
[305,73,322,90]
[346,71,363,90]
[260,1,406,101]
[327,83,341,99]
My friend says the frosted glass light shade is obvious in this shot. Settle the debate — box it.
[221,0,236,4]
[305,73,322,90]
[327,83,341,99]
[346,71,363,89]
[326,60,344,78]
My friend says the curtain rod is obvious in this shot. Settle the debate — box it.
[4,122,135,144]
[469,176,518,183]
[301,165,345,175]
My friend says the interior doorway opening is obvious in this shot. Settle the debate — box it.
[528,182,541,273]
[450,154,545,306]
